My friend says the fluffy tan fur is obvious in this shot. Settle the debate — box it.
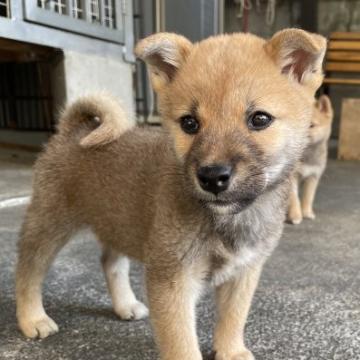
[287,95,333,224]
[16,29,326,360]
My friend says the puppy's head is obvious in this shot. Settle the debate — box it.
[309,95,333,145]
[136,29,326,214]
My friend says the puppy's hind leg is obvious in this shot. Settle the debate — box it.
[287,174,303,225]
[16,205,74,339]
[301,175,320,219]
[101,248,148,320]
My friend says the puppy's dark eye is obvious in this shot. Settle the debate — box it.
[248,111,273,131]
[180,115,200,134]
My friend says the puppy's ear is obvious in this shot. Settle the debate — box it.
[265,29,327,92]
[317,94,333,117]
[135,33,193,92]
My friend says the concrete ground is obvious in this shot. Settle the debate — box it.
[0,150,359,360]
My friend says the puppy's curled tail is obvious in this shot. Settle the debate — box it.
[58,93,133,147]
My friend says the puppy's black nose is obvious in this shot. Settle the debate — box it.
[197,165,232,195]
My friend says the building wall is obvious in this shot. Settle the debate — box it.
[61,51,134,118]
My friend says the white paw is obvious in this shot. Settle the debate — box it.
[233,351,255,360]
[115,301,149,320]
[19,315,59,339]
[287,216,303,225]
[215,349,255,360]
[303,210,316,220]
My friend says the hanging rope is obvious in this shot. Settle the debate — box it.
[236,0,277,26]
[236,0,252,19]
[266,0,276,26]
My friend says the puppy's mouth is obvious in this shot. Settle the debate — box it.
[209,199,233,206]
[201,196,257,214]
[186,165,266,214]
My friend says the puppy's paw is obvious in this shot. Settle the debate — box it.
[215,349,255,360]
[287,206,303,225]
[287,215,303,225]
[19,315,59,339]
[115,301,149,320]
[303,209,316,220]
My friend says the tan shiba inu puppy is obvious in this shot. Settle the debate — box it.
[287,95,333,225]
[16,29,326,360]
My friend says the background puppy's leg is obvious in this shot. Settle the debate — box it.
[213,265,262,360]
[287,174,303,225]
[301,175,320,219]
[101,248,148,320]
[16,207,73,339]
[146,268,203,360]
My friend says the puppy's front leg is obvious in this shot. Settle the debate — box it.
[213,265,262,360]
[147,268,203,360]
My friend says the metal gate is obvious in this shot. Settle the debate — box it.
[0,62,54,131]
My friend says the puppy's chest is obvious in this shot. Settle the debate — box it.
[195,191,285,286]
[298,162,324,179]
[298,163,320,178]
[298,144,326,178]
[205,246,260,286]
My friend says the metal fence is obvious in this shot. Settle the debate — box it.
[0,62,54,131]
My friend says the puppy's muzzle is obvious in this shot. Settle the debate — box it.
[197,164,232,195]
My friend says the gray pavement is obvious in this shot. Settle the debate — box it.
[0,154,359,360]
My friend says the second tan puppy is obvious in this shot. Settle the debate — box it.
[16,29,326,360]
[288,95,333,224]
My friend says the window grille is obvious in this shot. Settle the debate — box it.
[35,0,116,29]
[103,0,115,28]
[0,0,10,18]
[72,0,84,19]
[25,0,123,43]
[0,62,54,131]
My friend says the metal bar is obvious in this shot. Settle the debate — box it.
[65,0,72,16]
[103,0,115,28]
[29,64,36,129]
[99,0,105,25]
[49,0,56,12]
[216,0,224,34]
[122,0,135,63]
[90,0,100,23]
[0,71,4,125]
[85,0,92,21]
[155,0,165,32]
[19,65,27,129]
[5,0,9,17]
[114,0,122,30]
